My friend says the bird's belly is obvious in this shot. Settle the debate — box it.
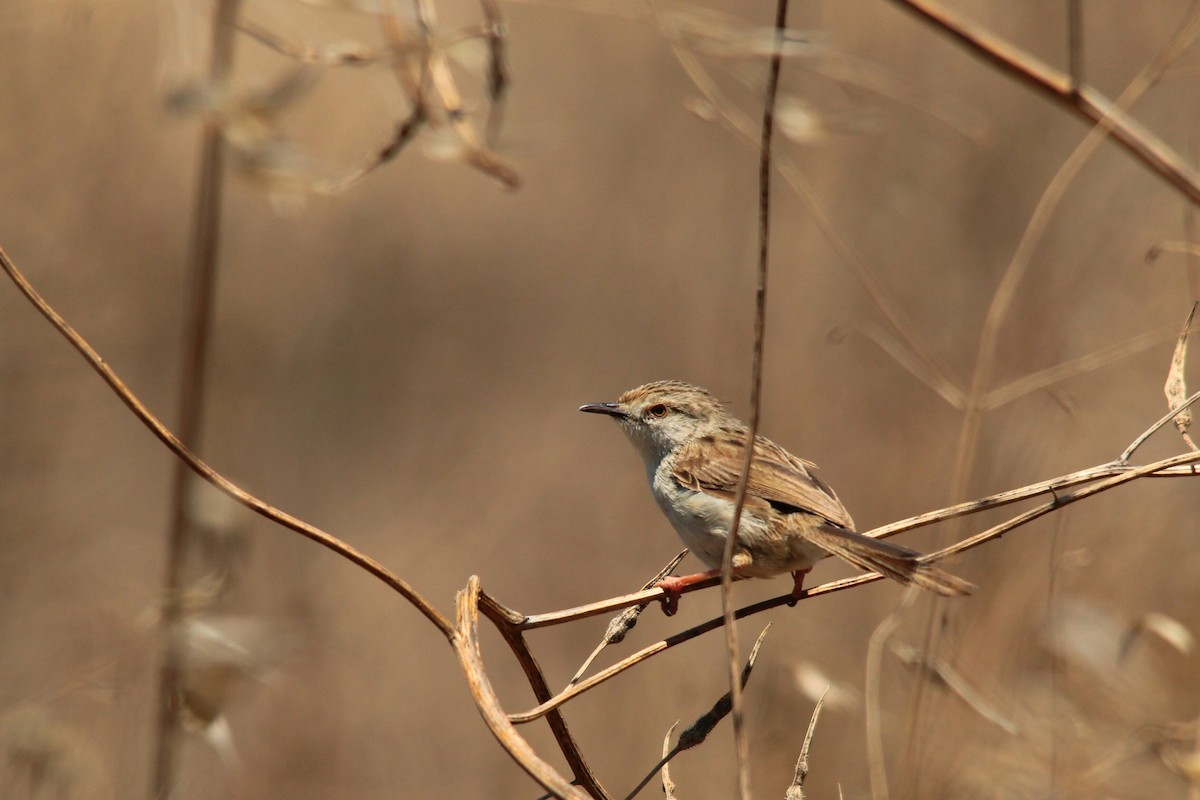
[652,483,829,577]
[652,484,766,570]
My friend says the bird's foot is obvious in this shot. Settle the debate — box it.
[654,577,683,616]
[787,568,812,607]
[653,568,727,616]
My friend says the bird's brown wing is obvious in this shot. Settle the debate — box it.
[670,433,855,529]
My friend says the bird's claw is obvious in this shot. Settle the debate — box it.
[655,577,684,616]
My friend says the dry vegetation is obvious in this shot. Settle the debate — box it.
[3,0,1200,798]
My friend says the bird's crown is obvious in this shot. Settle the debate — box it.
[617,380,727,419]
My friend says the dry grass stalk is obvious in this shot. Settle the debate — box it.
[624,626,771,799]
[152,1,241,797]
[784,689,828,800]
[1165,302,1199,451]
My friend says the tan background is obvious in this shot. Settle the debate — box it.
[2,0,1199,797]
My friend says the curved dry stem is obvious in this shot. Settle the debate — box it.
[981,325,1177,411]
[454,577,589,799]
[1120,387,1200,462]
[864,596,911,800]
[477,593,611,799]
[0,244,455,640]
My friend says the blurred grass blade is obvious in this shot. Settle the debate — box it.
[1119,611,1195,660]
[831,321,965,409]
[1146,240,1200,263]
[891,641,1018,735]
[984,324,1176,411]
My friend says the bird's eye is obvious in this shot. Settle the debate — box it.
[648,404,669,418]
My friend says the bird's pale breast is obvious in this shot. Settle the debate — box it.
[652,459,832,576]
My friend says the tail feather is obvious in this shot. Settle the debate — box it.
[807,525,973,597]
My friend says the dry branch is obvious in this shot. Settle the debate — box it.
[198,0,516,194]
[715,0,793,791]
[454,577,588,798]
[886,0,1200,204]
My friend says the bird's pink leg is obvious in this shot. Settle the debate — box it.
[788,568,812,605]
[655,567,745,616]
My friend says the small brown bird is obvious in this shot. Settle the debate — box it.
[581,380,971,612]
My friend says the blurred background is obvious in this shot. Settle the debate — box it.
[3,0,1200,797]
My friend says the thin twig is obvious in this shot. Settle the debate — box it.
[889,641,1018,734]
[981,325,1177,411]
[477,0,510,144]
[237,18,380,65]
[152,2,240,797]
[834,322,965,409]
[718,0,790,792]
[508,457,1200,636]
[0,244,455,639]
[648,1,960,404]
[566,551,687,689]
[315,102,429,194]
[1147,240,1200,263]
[865,598,905,800]
[1118,387,1200,463]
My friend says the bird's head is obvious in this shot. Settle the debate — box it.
[580,380,731,462]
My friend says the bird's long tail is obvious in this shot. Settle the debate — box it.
[808,524,974,597]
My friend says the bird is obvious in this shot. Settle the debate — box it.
[580,380,972,613]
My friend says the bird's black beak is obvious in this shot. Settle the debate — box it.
[579,402,628,419]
